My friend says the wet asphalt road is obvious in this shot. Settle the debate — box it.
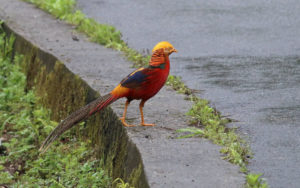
[77,0,300,187]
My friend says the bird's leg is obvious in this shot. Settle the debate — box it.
[120,100,135,127]
[139,100,155,126]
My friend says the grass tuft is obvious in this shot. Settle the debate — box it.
[113,178,135,188]
[166,75,192,95]
[245,173,269,188]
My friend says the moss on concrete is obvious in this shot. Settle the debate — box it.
[3,23,148,187]
[128,163,144,187]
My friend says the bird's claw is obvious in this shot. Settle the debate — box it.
[141,123,155,126]
[120,117,136,127]
[123,123,136,127]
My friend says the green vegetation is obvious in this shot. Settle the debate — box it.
[0,23,113,187]
[177,100,270,187]
[20,0,269,186]
[177,97,251,172]
[245,173,269,188]
[112,178,134,188]
[166,75,192,95]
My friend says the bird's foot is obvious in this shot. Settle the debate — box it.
[120,117,136,127]
[141,122,155,126]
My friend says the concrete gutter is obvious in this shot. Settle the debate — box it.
[0,0,244,187]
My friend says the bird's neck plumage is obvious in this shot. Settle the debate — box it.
[150,48,170,73]
[150,49,167,66]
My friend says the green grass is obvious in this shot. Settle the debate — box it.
[245,173,269,188]
[0,23,112,187]
[20,0,269,186]
[177,97,251,172]
[112,178,134,188]
[166,75,192,95]
[177,100,270,187]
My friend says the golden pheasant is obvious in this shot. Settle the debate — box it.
[39,41,177,153]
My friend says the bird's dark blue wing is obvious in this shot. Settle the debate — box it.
[120,68,149,88]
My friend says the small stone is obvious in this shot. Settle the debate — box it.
[72,35,79,41]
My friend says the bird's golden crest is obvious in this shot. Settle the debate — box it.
[152,41,175,53]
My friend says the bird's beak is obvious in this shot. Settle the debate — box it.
[172,48,178,53]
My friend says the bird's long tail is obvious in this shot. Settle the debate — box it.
[39,93,117,154]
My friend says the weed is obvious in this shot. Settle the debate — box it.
[166,75,192,95]
[0,171,14,184]
[112,178,134,188]
[177,97,251,172]
[245,173,269,188]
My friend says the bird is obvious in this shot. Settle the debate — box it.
[39,41,177,153]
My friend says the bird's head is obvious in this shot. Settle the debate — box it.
[152,41,177,56]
